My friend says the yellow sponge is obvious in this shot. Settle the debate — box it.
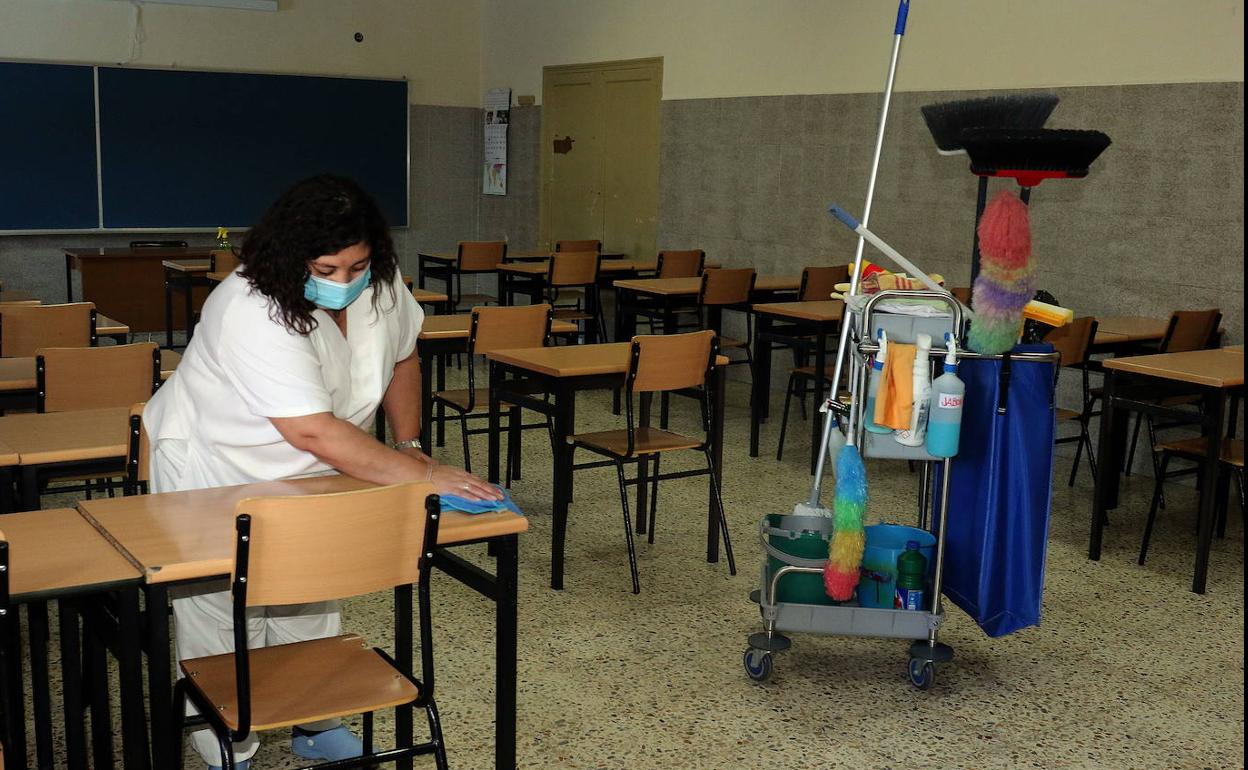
[1023,299,1074,327]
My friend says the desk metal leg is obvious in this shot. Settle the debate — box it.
[116,589,150,769]
[495,535,519,770]
[57,601,87,768]
[163,271,175,350]
[1,605,28,770]
[420,349,434,455]
[65,254,75,303]
[28,601,53,769]
[488,362,502,485]
[145,583,175,769]
[707,365,726,563]
[551,381,575,590]
[1192,389,1225,594]
[1090,370,1120,560]
[436,352,447,448]
[183,277,196,344]
[19,467,40,512]
[749,315,772,458]
[85,609,113,770]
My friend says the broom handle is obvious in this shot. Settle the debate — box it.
[809,0,910,508]
[828,207,951,296]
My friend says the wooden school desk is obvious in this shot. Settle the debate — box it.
[613,275,801,344]
[162,259,213,349]
[77,474,528,770]
[417,314,578,450]
[504,248,628,261]
[0,351,180,412]
[64,247,215,333]
[1,508,147,770]
[485,343,729,590]
[496,259,668,315]
[749,300,845,473]
[0,290,39,304]
[1090,315,1169,355]
[0,406,130,510]
[1090,347,1245,593]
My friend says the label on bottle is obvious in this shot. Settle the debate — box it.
[894,586,924,611]
[937,393,963,409]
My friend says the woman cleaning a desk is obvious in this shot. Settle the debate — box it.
[144,175,499,769]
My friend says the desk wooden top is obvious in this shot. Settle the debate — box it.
[488,342,729,378]
[613,275,800,296]
[0,290,40,304]
[419,314,578,340]
[751,300,844,322]
[77,475,529,585]
[417,251,458,263]
[162,259,212,273]
[0,509,142,601]
[0,437,17,467]
[65,247,215,259]
[96,314,128,335]
[412,288,450,304]
[1225,344,1244,353]
[506,249,628,260]
[0,406,129,465]
[206,270,230,283]
[498,259,662,277]
[0,350,181,391]
[1103,348,1245,389]
[1094,315,1168,343]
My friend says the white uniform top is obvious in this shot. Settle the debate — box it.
[144,269,423,491]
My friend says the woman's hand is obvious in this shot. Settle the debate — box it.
[429,463,504,502]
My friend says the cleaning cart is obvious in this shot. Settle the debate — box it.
[744,290,1059,689]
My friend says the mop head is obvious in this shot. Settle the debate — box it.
[823,442,867,600]
[969,190,1034,354]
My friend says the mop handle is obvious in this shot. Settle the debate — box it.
[829,205,952,296]
[808,0,910,508]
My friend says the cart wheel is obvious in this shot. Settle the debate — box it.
[743,648,773,682]
[908,658,935,690]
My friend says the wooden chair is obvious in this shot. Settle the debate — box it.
[697,268,756,365]
[638,250,707,333]
[432,305,552,480]
[125,402,150,496]
[798,265,848,302]
[36,343,160,413]
[0,302,96,357]
[554,239,601,254]
[570,331,736,593]
[210,248,241,275]
[453,241,507,310]
[171,483,447,770]
[545,251,605,342]
[1045,317,1100,486]
[1139,434,1244,565]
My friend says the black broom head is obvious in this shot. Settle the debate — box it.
[961,127,1112,187]
[920,94,1060,155]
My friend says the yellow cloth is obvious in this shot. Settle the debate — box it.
[874,342,916,430]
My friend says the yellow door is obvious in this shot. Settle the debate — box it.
[540,58,662,257]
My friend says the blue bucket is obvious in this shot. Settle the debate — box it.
[857,524,936,609]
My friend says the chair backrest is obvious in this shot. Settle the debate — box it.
[126,402,150,494]
[698,268,756,306]
[547,251,600,288]
[210,249,241,274]
[555,239,601,253]
[656,249,705,279]
[1161,309,1221,353]
[36,343,159,413]
[457,241,507,272]
[0,302,96,358]
[130,240,187,249]
[629,330,717,393]
[232,482,439,607]
[470,304,552,356]
[799,265,849,301]
[1044,316,1098,368]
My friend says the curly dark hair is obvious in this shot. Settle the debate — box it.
[239,175,398,334]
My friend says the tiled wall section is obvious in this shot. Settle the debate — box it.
[656,82,1245,345]
[0,104,483,300]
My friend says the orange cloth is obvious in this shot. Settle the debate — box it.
[874,342,916,430]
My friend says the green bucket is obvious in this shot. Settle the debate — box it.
[761,514,838,606]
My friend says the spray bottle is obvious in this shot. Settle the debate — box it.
[864,329,891,434]
[926,333,965,457]
[894,332,932,447]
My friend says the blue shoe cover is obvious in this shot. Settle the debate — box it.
[291,724,363,761]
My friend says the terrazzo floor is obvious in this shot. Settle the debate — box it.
[27,374,1246,770]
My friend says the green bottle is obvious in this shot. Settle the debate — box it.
[893,540,927,611]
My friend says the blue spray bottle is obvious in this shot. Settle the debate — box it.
[925,333,965,457]
[864,329,892,434]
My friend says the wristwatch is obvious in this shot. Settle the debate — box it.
[391,438,423,451]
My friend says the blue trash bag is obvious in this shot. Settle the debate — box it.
[932,343,1056,637]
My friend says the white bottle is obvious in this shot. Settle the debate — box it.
[864,329,891,434]
[926,333,966,458]
[895,333,932,446]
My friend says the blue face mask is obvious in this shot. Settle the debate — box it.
[304,267,371,310]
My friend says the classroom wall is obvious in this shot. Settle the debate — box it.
[481,0,1245,102]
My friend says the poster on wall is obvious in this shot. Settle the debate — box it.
[483,87,511,195]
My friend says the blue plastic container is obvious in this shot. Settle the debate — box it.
[856,523,936,608]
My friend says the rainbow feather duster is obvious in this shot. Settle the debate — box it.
[968,190,1034,354]
[823,435,867,600]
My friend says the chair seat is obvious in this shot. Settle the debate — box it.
[433,389,513,412]
[1155,437,1244,468]
[455,294,497,309]
[180,634,418,732]
[572,427,703,456]
[553,308,595,322]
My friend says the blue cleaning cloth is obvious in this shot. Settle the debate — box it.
[439,486,524,516]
